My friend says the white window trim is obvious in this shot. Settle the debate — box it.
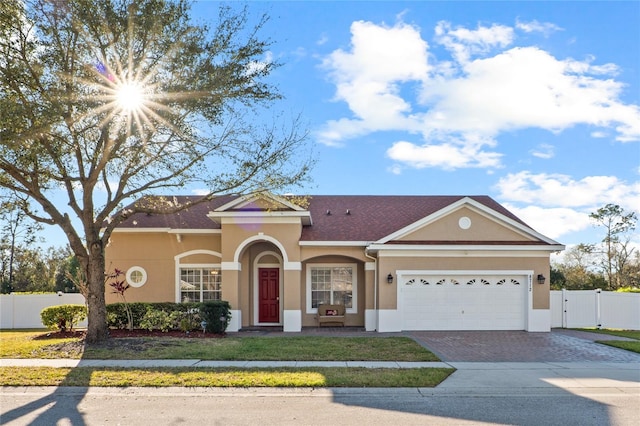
[176,263,222,303]
[306,263,357,314]
[126,266,147,288]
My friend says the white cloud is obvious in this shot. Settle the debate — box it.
[317,18,640,170]
[317,20,429,145]
[419,47,638,140]
[515,19,563,36]
[495,171,640,210]
[530,143,555,159]
[387,164,403,175]
[495,171,640,240]
[191,188,209,196]
[590,131,608,138]
[503,203,591,239]
[316,33,329,46]
[435,21,514,64]
[387,138,502,170]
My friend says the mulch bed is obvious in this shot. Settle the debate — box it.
[108,329,225,339]
[33,329,225,340]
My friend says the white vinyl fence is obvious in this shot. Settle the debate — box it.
[550,289,640,330]
[0,293,87,329]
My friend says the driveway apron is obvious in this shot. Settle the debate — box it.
[407,329,640,362]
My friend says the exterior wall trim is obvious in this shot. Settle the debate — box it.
[167,229,221,234]
[284,262,302,271]
[299,241,370,246]
[219,216,306,225]
[233,234,291,265]
[111,228,171,233]
[174,249,222,261]
[372,245,565,254]
[221,262,241,271]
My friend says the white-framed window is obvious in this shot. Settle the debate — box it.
[179,267,221,302]
[306,263,357,313]
[126,266,147,288]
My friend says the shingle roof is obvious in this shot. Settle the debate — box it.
[300,195,528,242]
[115,194,534,242]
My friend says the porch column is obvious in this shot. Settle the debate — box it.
[283,263,302,332]
[364,262,377,331]
[221,263,241,332]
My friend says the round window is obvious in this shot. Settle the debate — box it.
[126,266,147,287]
[458,216,472,230]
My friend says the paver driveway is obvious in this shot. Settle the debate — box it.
[408,329,640,362]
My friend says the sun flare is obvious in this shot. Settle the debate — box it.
[116,81,145,113]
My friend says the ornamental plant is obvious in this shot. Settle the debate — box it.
[106,268,133,331]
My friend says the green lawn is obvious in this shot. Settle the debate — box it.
[0,330,452,388]
[0,330,82,359]
[577,328,640,354]
[1,330,439,361]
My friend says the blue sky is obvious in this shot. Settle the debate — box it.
[34,1,639,252]
[189,0,639,248]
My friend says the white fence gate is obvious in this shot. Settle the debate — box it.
[550,289,640,330]
[0,293,87,329]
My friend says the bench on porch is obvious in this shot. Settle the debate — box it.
[317,304,346,327]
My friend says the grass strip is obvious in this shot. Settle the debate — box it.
[0,366,454,388]
[597,340,640,354]
[573,328,640,354]
[575,329,640,340]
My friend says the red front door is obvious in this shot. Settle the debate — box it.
[258,268,279,323]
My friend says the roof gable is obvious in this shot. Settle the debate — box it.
[214,193,306,212]
[376,197,559,246]
[395,205,534,243]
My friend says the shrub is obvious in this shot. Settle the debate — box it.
[106,302,149,329]
[106,302,203,331]
[617,286,640,293]
[199,301,231,334]
[40,304,87,332]
[140,308,175,332]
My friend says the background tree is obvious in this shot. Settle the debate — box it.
[0,0,312,342]
[552,244,607,290]
[54,251,81,294]
[589,204,638,290]
[0,199,43,292]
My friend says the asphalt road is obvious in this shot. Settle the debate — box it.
[1,385,639,426]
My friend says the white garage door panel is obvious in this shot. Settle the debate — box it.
[401,275,526,331]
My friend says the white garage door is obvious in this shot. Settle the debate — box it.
[400,273,527,330]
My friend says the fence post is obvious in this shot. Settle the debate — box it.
[595,288,602,329]
[562,288,567,328]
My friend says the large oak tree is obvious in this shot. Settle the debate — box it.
[0,0,312,342]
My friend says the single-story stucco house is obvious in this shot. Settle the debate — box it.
[104,193,565,333]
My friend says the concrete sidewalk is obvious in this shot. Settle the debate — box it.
[439,361,640,390]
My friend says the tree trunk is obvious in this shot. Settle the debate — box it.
[84,240,109,344]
